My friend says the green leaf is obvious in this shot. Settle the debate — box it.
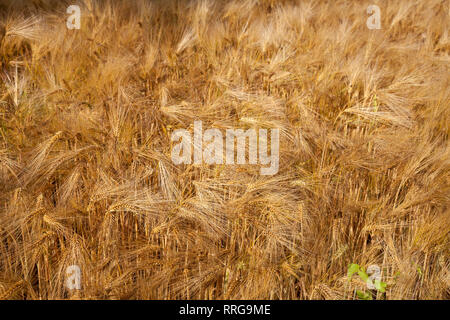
[347,263,360,281]
[356,290,372,300]
[357,269,369,282]
[416,266,423,276]
[374,280,387,293]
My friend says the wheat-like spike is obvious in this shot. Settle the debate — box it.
[0,280,24,300]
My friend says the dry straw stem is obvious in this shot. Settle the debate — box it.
[0,0,449,300]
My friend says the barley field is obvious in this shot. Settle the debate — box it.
[0,0,448,300]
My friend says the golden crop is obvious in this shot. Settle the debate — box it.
[0,0,448,299]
